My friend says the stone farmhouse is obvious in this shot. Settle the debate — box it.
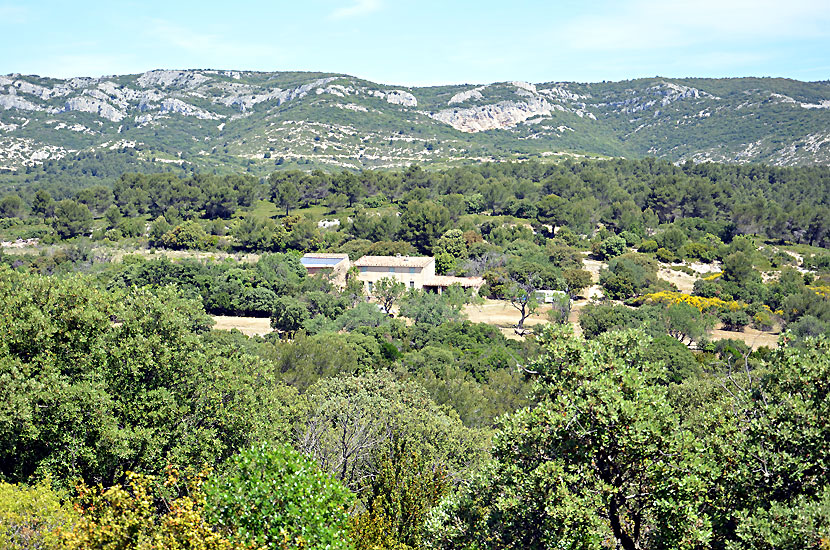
[301,253,483,296]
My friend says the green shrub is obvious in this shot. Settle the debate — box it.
[656,247,677,263]
[161,220,211,250]
[205,443,354,550]
[638,239,658,253]
[720,310,751,332]
[593,234,627,260]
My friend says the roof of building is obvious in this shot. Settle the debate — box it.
[300,253,350,267]
[353,255,434,268]
[302,253,349,259]
[425,276,485,288]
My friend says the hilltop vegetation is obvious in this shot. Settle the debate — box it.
[1,70,830,179]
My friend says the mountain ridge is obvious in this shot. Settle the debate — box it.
[1,69,829,174]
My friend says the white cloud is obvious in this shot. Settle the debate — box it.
[0,4,28,24]
[147,19,227,54]
[329,0,383,20]
[145,19,287,64]
[557,0,830,51]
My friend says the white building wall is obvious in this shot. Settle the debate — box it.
[357,259,436,295]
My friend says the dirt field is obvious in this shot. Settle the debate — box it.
[709,326,781,350]
[117,249,261,263]
[212,315,272,336]
[464,299,553,328]
[657,267,698,293]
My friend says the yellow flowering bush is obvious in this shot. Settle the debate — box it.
[809,284,830,299]
[643,291,737,312]
[0,478,76,550]
[60,468,253,550]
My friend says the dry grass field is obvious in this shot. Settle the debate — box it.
[709,327,781,350]
[211,315,271,336]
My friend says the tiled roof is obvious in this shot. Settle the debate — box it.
[426,276,485,288]
[353,255,434,268]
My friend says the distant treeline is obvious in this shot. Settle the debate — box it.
[3,157,830,247]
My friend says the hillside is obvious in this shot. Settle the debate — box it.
[2,69,830,175]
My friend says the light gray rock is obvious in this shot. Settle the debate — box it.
[63,97,125,122]
[137,70,210,89]
[159,98,222,120]
[448,87,484,105]
[0,92,50,112]
[432,98,555,132]
[385,90,417,107]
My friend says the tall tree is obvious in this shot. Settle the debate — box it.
[52,199,93,239]
[374,276,406,315]
[399,200,450,254]
[424,327,712,550]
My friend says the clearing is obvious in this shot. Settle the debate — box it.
[212,315,271,336]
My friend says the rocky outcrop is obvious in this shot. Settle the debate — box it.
[63,97,125,122]
[218,77,338,111]
[159,98,221,120]
[137,70,210,89]
[384,90,417,107]
[432,98,560,132]
[801,100,830,109]
[599,81,717,114]
[0,91,53,112]
[448,87,485,105]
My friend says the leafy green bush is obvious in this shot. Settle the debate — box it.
[205,443,354,550]
[720,309,751,332]
[162,220,212,250]
[599,254,659,299]
[638,239,659,253]
[656,247,677,263]
[593,234,627,260]
[52,199,92,239]
[270,296,310,336]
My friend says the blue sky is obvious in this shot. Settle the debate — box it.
[2,0,829,84]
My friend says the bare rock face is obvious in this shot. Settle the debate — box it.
[598,81,717,114]
[63,97,125,122]
[0,92,53,113]
[448,87,485,105]
[801,100,830,109]
[435,81,596,131]
[218,77,337,111]
[137,70,210,89]
[384,90,417,107]
[432,98,557,132]
[159,98,221,120]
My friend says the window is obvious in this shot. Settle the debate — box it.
[367,281,373,294]
[410,281,415,288]
[409,267,416,274]
[389,267,395,273]
[360,266,368,273]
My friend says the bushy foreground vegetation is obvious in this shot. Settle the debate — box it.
[1,156,830,549]
[1,263,829,549]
